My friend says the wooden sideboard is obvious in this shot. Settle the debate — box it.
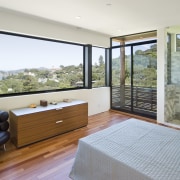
[9,100,88,148]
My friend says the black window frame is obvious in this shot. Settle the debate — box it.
[91,46,107,88]
[0,31,86,97]
[110,31,157,119]
[0,31,110,97]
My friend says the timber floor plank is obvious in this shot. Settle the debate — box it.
[0,111,156,180]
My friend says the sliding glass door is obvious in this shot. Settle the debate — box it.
[111,39,157,118]
[132,43,157,116]
[111,46,131,111]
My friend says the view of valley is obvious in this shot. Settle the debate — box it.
[0,56,105,94]
[0,43,156,95]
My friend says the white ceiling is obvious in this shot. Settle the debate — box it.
[0,0,180,36]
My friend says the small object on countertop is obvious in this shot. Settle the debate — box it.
[40,100,48,107]
[50,101,57,105]
[29,104,37,108]
[63,98,72,102]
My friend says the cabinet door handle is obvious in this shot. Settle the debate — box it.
[56,120,63,124]
[55,107,63,110]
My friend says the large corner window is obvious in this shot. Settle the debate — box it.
[92,46,105,87]
[0,32,84,96]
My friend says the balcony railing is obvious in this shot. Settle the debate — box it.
[111,85,157,117]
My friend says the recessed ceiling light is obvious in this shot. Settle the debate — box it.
[75,16,81,19]
[106,3,112,6]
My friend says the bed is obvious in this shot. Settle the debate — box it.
[69,118,180,180]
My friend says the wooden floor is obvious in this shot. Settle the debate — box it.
[0,111,156,180]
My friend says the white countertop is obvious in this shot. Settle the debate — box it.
[10,99,87,116]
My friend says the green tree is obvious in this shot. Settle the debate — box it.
[22,75,39,92]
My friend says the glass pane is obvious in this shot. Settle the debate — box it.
[165,27,180,124]
[167,33,171,84]
[176,34,180,51]
[111,46,131,110]
[0,33,84,95]
[92,47,105,87]
[133,43,157,115]
[133,43,157,87]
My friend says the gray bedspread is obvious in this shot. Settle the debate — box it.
[69,118,180,180]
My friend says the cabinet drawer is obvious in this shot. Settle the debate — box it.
[17,103,87,129]
[18,113,88,146]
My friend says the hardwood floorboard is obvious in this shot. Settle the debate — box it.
[0,110,162,180]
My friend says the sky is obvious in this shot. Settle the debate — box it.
[0,34,105,71]
[0,33,154,71]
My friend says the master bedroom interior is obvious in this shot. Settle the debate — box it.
[0,1,180,180]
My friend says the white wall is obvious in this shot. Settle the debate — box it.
[0,87,110,116]
[0,8,110,47]
[0,8,111,115]
[157,28,166,124]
